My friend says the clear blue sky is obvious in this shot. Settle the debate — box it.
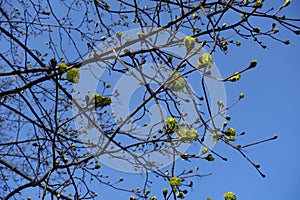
[95,24,300,199]
[204,3,300,199]
[5,1,300,199]
[95,2,300,200]
[198,3,300,199]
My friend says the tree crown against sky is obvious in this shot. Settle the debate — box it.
[0,0,299,199]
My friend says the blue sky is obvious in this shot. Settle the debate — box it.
[2,1,300,199]
[196,27,300,200]
[194,3,300,199]
[94,2,300,200]
[89,3,300,200]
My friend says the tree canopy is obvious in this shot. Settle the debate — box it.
[0,0,299,199]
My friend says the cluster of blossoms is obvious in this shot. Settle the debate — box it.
[165,118,198,143]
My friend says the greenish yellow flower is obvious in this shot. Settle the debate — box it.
[168,72,186,93]
[92,93,112,107]
[184,36,195,52]
[224,128,236,136]
[177,128,198,143]
[169,176,182,187]
[58,63,68,73]
[198,53,213,69]
[66,68,80,83]
[223,191,236,200]
[166,118,179,132]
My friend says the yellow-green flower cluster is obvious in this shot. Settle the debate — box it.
[66,68,80,83]
[184,36,195,52]
[58,63,68,73]
[92,93,112,107]
[169,176,182,190]
[178,128,198,143]
[223,191,236,200]
[224,127,236,141]
[224,128,236,136]
[166,118,179,132]
[168,72,186,93]
[198,53,213,69]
